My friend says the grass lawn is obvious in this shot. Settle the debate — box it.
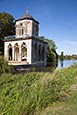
[0,64,77,115]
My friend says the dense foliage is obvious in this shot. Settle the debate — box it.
[0,12,15,39]
[0,64,77,115]
[40,36,58,66]
[59,54,77,60]
[0,12,15,54]
[59,51,77,60]
[0,56,12,74]
[0,39,4,54]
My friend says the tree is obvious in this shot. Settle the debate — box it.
[60,51,64,61]
[40,36,58,67]
[40,36,57,51]
[0,12,15,39]
[0,12,15,54]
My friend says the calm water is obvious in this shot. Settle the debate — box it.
[58,60,77,68]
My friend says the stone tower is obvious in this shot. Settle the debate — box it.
[16,10,39,38]
[4,11,47,66]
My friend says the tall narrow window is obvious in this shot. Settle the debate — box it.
[19,23,24,36]
[22,28,23,35]
[42,46,45,61]
[38,44,41,61]
[8,44,12,60]
[21,42,27,61]
[34,43,37,61]
[33,24,38,36]
[35,25,38,36]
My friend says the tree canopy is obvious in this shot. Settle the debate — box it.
[40,36,58,67]
[0,12,15,39]
[40,36,57,51]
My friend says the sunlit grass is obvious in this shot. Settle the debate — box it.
[0,64,77,115]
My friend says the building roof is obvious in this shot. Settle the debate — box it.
[4,35,47,44]
[16,10,39,24]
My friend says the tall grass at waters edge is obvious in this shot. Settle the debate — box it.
[0,64,77,115]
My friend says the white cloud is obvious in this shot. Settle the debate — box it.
[56,40,77,55]
[64,40,77,46]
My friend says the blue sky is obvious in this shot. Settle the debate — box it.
[0,0,77,55]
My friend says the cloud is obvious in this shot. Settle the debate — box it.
[56,40,77,55]
[64,40,77,46]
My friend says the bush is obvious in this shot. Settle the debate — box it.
[0,56,11,74]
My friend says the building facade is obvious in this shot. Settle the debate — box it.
[4,11,47,66]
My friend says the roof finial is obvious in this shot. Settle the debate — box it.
[26,8,29,14]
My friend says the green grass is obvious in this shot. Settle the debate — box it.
[0,64,77,115]
[42,89,77,115]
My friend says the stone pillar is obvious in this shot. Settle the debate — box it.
[31,41,34,63]
[12,47,14,61]
[4,43,8,61]
[19,45,21,61]
[16,25,19,37]
[27,40,32,64]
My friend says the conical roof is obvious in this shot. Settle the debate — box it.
[16,10,39,24]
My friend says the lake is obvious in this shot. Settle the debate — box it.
[57,60,77,68]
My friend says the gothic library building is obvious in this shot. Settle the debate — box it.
[4,11,47,66]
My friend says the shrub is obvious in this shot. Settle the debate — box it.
[0,56,11,74]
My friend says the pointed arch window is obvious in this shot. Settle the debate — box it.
[38,44,41,61]
[42,46,45,61]
[34,43,38,61]
[19,23,24,36]
[21,42,27,61]
[8,44,12,60]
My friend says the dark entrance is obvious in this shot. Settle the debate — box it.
[9,48,12,60]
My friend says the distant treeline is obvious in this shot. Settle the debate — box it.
[58,54,77,60]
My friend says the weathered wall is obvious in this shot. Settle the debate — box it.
[4,39,32,64]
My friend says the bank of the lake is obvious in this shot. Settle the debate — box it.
[0,63,77,115]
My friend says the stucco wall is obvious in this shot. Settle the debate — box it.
[16,20,33,37]
[4,39,32,64]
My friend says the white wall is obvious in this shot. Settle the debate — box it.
[4,39,32,64]
[16,19,33,37]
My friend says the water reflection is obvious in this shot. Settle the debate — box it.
[58,59,77,68]
[60,60,63,67]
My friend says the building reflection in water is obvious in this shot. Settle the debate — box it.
[60,60,63,67]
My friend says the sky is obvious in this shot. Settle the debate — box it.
[0,0,77,55]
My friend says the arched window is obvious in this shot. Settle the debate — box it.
[35,25,38,36]
[14,43,19,61]
[38,44,41,61]
[42,46,45,61]
[19,23,24,36]
[34,43,37,61]
[33,23,38,36]
[8,44,12,60]
[21,42,27,61]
